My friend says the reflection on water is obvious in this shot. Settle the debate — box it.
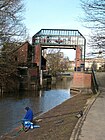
[39,89,70,113]
[0,78,72,136]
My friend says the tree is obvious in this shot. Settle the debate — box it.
[0,0,27,93]
[0,0,26,47]
[46,49,70,76]
[0,50,19,93]
[81,0,105,50]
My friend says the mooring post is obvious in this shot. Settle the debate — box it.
[39,46,43,87]
[40,69,43,87]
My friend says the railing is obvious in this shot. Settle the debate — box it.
[91,68,99,94]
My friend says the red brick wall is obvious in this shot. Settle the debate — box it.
[75,46,82,68]
[72,72,92,88]
[29,67,39,77]
[17,42,28,64]
[34,44,41,66]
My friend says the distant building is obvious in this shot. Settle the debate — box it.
[85,58,105,71]
[69,60,75,70]
[69,58,105,71]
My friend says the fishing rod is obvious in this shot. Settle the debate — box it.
[10,111,43,126]
[36,110,83,120]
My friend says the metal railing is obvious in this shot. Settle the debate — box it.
[91,68,99,93]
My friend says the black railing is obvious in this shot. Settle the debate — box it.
[91,68,99,93]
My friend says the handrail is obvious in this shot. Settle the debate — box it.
[91,68,99,93]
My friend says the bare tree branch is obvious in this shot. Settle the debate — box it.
[81,0,105,51]
[0,0,26,46]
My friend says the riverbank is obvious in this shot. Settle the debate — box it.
[0,92,93,140]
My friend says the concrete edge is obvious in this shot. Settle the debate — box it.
[70,91,100,140]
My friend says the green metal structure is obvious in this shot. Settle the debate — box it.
[32,29,86,49]
[32,29,86,86]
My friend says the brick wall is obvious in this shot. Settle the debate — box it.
[75,46,82,68]
[71,72,92,88]
[34,44,41,66]
[17,42,28,64]
[28,67,39,77]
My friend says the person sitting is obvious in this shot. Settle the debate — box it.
[22,107,34,131]
[24,107,33,122]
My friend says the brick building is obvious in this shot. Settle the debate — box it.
[14,41,47,90]
[15,41,32,67]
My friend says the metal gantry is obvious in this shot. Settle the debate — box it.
[32,29,85,49]
[32,29,86,86]
[32,29,86,68]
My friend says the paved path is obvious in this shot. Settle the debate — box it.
[78,72,105,140]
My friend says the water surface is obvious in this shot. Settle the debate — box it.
[0,78,72,136]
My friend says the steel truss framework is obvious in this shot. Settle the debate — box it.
[32,29,85,48]
[32,29,86,65]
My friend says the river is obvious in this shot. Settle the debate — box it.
[0,78,72,136]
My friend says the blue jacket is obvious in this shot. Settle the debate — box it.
[24,109,33,121]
